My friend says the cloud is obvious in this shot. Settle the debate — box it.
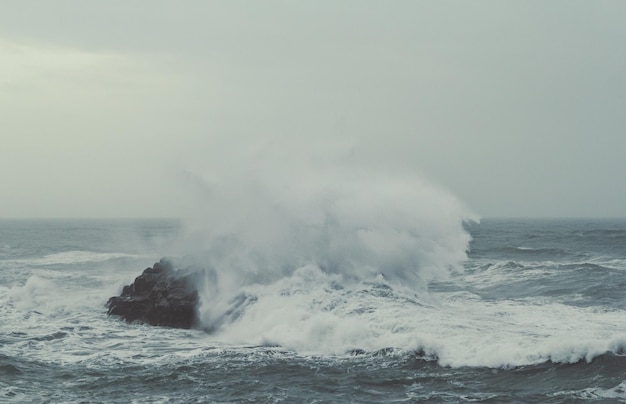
[0,38,195,217]
[1,1,625,218]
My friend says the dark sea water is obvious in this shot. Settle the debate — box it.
[1,218,626,403]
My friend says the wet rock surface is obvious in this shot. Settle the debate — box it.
[106,258,200,329]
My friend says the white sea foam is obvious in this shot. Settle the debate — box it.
[7,250,140,267]
[204,267,626,367]
[6,276,59,312]
[554,381,626,401]
[0,272,202,369]
[2,264,626,370]
[3,273,118,317]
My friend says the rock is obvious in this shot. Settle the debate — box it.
[106,258,200,329]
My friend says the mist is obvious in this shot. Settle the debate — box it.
[161,135,474,327]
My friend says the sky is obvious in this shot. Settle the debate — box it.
[1,1,625,219]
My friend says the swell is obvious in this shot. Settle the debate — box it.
[462,257,626,307]
[4,251,140,267]
[470,246,573,261]
[349,346,626,369]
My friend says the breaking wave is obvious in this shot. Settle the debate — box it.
[176,158,474,332]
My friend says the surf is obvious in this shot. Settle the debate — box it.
[172,140,475,333]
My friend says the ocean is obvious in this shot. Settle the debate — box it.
[1,218,626,402]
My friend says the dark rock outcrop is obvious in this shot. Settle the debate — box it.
[106,258,200,329]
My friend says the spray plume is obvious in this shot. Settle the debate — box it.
[173,136,475,329]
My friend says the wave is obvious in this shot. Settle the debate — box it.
[5,269,626,371]
[5,251,140,267]
[176,162,475,328]
[556,381,626,401]
[2,275,111,315]
[581,228,626,239]
[188,264,626,369]
[477,246,572,259]
[163,150,626,369]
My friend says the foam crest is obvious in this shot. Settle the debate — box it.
[571,381,626,401]
[210,265,375,353]
[6,276,59,312]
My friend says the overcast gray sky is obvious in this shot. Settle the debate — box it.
[1,1,625,218]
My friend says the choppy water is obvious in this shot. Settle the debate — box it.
[1,218,626,402]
